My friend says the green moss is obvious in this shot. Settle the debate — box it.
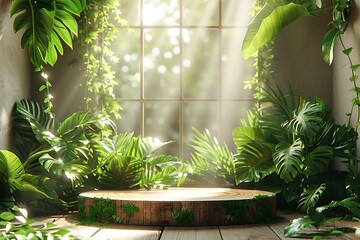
[254,195,274,223]
[172,209,194,224]
[220,200,247,223]
[121,202,139,217]
[77,197,123,225]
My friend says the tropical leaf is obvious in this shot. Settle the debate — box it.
[190,128,235,185]
[232,126,263,151]
[322,28,341,65]
[13,99,57,144]
[141,155,187,189]
[98,155,142,189]
[303,146,333,176]
[0,150,25,194]
[39,154,89,189]
[242,0,314,59]
[283,102,323,137]
[298,183,326,212]
[273,138,303,182]
[10,0,87,70]
[234,140,275,183]
[284,216,316,237]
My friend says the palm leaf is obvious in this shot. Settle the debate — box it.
[98,156,142,189]
[298,183,326,212]
[273,138,303,182]
[242,0,314,59]
[232,126,263,151]
[190,128,235,185]
[13,99,57,143]
[234,140,275,183]
[141,155,187,189]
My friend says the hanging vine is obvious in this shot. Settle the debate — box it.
[79,0,127,119]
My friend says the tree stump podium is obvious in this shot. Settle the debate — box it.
[79,188,276,226]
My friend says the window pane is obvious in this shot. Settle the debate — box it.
[220,101,253,152]
[113,29,141,99]
[144,29,181,99]
[115,101,141,135]
[183,0,219,26]
[183,102,219,159]
[119,0,140,25]
[183,29,219,99]
[143,0,180,26]
[221,28,254,100]
[144,102,180,156]
[222,0,253,27]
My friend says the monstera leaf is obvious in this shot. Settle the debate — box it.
[10,0,87,70]
[234,140,275,183]
[273,138,303,182]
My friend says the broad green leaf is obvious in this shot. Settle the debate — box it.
[303,146,333,176]
[273,138,303,182]
[50,32,64,55]
[0,150,25,193]
[0,212,16,221]
[45,43,58,66]
[322,28,341,65]
[242,1,312,59]
[53,20,73,48]
[283,102,323,137]
[298,183,326,212]
[234,140,275,183]
[13,11,31,32]
[10,0,28,16]
[55,9,78,35]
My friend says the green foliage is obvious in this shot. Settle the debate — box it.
[189,128,235,186]
[121,202,139,217]
[172,209,194,224]
[242,0,314,60]
[0,150,56,212]
[220,200,246,223]
[10,0,87,71]
[285,197,360,238]
[242,0,352,65]
[233,81,358,210]
[79,0,127,119]
[0,206,83,239]
[12,99,116,211]
[97,133,188,190]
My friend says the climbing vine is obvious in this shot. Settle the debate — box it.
[244,0,275,100]
[79,0,127,119]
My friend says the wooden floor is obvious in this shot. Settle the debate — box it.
[35,211,359,240]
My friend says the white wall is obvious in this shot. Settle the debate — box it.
[273,10,333,107]
[0,0,31,150]
[333,3,360,127]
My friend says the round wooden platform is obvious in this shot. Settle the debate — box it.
[79,188,276,226]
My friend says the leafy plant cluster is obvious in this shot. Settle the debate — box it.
[0,98,188,214]
[0,206,84,240]
[238,0,360,237]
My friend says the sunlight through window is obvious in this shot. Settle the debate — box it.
[114,0,254,158]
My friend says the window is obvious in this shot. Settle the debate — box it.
[113,0,254,159]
